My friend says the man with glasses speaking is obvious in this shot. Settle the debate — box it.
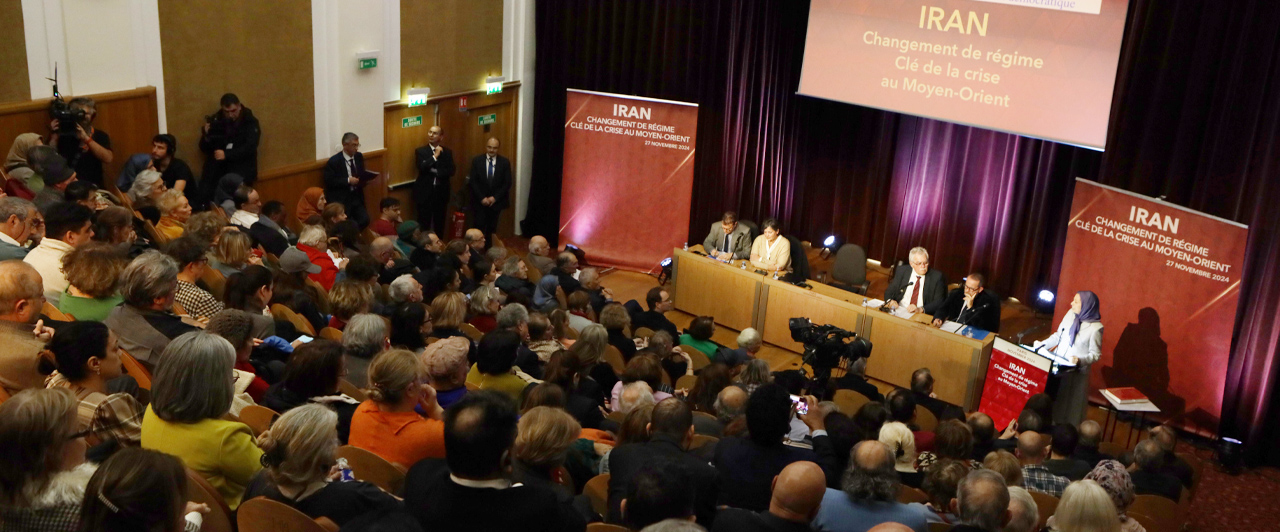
[931,273,1001,333]
[884,246,947,316]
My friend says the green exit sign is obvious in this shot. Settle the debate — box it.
[359,58,378,69]
[478,114,497,126]
[486,82,503,95]
[401,115,422,128]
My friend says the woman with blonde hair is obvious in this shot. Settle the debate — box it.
[1050,479,1122,532]
[982,450,1024,487]
[511,406,593,522]
[328,280,374,330]
[209,229,259,277]
[0,387,91,531]
[427,291,470,341]
[348,349,445,468]
[568,324,617,404]
[598,302,635,362]
[155,189,191,241]
[468,284,503,333]
[58,242,128,321]
[246,404,400,526]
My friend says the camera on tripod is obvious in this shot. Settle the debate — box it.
[46,65,85,163]
[788,317,871,387]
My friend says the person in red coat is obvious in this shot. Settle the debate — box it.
[296,225,343,290]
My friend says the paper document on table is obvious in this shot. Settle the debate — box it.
[891,307,915,319]
[940,321,963,333]
[863,299,885,308]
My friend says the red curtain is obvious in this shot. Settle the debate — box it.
[526,0,1280,465]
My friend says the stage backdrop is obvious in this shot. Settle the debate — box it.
[560,89,699,272]
[1057,179,1249,435]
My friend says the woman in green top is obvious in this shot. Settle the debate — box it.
[58,242,128,321]
[679,315,720,359]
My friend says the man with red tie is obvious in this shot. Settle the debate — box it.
[323,132,375,229]
[884,246,948,315]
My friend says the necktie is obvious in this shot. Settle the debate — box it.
[348,158,356,177]
[722,233,730,253]
[488,157,494,181]
[909,275,922,307]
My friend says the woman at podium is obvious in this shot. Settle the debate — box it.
[1035,291,1103,425]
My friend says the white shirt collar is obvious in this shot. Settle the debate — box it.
[0,231,21,247]
[450,474,518,490]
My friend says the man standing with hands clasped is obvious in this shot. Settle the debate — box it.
[468,137,512,247]
[414,126,456,235]
[323,132,376,229]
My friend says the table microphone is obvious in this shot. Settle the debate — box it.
[957,302,990,326]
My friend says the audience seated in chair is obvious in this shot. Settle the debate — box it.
[77,447,208,532]
[261,339,360,444]
[57,242,128,322]
[710,460,827,532]
[1043,424,1094,481]
[1128,439,1182,501]
[680,316,719,360]
[947,469,1013,532]
[165,236,224,320]
[421,336,472,410]
[465,329,535,404]
[104,251,199,370]
[342,313,389,389]
[1017,431,1070,498]
[1045,479,1120,532]
[526,235,557,275]
[632,286,679,340]
[348,349,445,469]
[155,188,192,241]
[608,398,719,525]
[512,405,598,523]
[1084,460,1146,532]
[39,320,144,446]
[811,440,931,532]
[25,202,95,306]
[910,368,965,422]
[1073,420,1114,469]
[0,388,95,532]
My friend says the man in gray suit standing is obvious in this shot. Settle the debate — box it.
[702,211,752,260]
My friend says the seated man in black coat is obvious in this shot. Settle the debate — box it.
[1043,424,1094,480]
[931,273,1001,334]
[631,286,680,340]
[403,391,586,532]
[1150,425,1195,490]
[712,384,838,512]
[834,356,884,403]
[608,398,719,526]
[494,255,536,306]
[1072,420,1115,468]
[1129,439,1183,501]
[554,252,582,294]
[621,458,700,530]
[247,200,291,257]
[910,368,966,422]
[710,461,826,532]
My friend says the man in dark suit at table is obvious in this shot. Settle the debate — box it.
[467,137,512,244]
[703,211,752,260]
[884,246,947,315]
[931,273,1001,333]
[322,132,375,229]
[413,125,456,235]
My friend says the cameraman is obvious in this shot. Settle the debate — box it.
[48,97,113,188]
[199,93,261,191]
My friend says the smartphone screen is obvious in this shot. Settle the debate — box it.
[790,394,809,415]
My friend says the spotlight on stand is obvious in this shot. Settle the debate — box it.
[656,257,673,285]
[1218,437,1244,475]
[819,234,842,260]
[562,244,588,267]
[1031,289,1056,317]
[1038,290,1055,303]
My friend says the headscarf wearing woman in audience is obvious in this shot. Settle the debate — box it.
[58,242,128,321]
[140,332,263,510]
[295,187,326,226]
[76,447,200,532]
[342,313,388,389]
[736,358,772,395]
[223,265,277,339]
[916,419,977,472]
[5,133,43,197]
[348,349,446,469]
[39,321,144,446]
[852,401,891,443]
[512,406,590,519]
[321,203,348,233]
[534,274,562,312]
[0,387,91,532]
[610,354,671,411]
[261,339,361,444]
[209,230,259,277]
[1085,460,1145,532]
[467,284,503,333]
[249,404,401,526]
[213,173,244,216]
[879,421,922,488]
[1050,479,1121,532]
[567,324,617,404]
[982,450,1024,487]
[598,303,635,363]
[428,291,469,341]
[920,459,970,524]
[155,189,191,241]
[390,301,430,352]
[421,336,471,410]
[687,362,732,414]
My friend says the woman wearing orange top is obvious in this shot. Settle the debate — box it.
[295,187,326,226]
[348,349,445,469]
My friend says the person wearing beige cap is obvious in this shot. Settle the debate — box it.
[421,335,471,409]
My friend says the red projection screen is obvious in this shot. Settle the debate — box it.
[1056,180,1249,436]
[560,89,699,272]
[799,0,1129,149]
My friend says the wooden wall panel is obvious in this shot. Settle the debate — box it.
[0,87,158,191]
[399,0,504,99]
[0,0,30,104]
[158,0,315,174]
[255,149,387,226]
[383,84,519,237]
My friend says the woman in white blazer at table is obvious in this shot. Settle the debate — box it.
[1034,290,1103,426]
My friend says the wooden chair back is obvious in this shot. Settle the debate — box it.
[633,326,655,339]
[264,252,281,269]
[897,486,929,504]
[692,410,718,426]
[336,445,407,494]
[172,300,188,316]
[526,263,543,284]
[305,278,331,313]
[914,403,939,432]
[338,378,368,401]
[676,374,698,390]
[1129,495,1182,531]
[202,267,227,300]
[1029,491,1059,531]
[142,218,166,245]
[686,348,712,372]
[237,496,332,532]
[42,301,72,321]
[603,345,627,374]
[319,327,343,341]
[186,468,234,532]
[832,389,872,416]
[459,322,485,341]
[1098,441,1128,457]
[120,350,152,390]
[272,304,316,336]
[465,381,480,391]
[1127,512,1166,532]
[606,410,627,423]
[927,523,953,532]
[584,473,611,518]
[690,434,719,450]
[238,405,278,437]
[563,326,579,339]
[587,524,630,532]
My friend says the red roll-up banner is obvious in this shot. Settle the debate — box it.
[560,89,699,272]
[980,338,1052,432]
[1056,179,1249,435]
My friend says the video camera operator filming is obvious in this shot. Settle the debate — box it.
[48,96,113,188]
[788,317,872,396]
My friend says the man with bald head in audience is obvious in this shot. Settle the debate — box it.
[0,261,54,395]
[951,470,1012,532]
[812,441,928,532]
[369,236,417,285]
[712,461,826,532]
[555,251,583,295]
[1015,431,1068,497]
[1149,425,1194,489]
[526,235,556,275]
[1002,487,1038,532]
[1072,420,1113,468]
[465,228,487,262]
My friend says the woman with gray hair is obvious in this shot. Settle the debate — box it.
[245,404,400,526]
[127,169,166,223]
[140,331,263,510]
[103,251,199,369]
[467,284,503,333]
[735,358,772,395]
[342,313,388,388]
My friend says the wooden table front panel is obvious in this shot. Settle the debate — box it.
[862,312,992,409]
[759,280,867,354]
[672,250,761,331]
